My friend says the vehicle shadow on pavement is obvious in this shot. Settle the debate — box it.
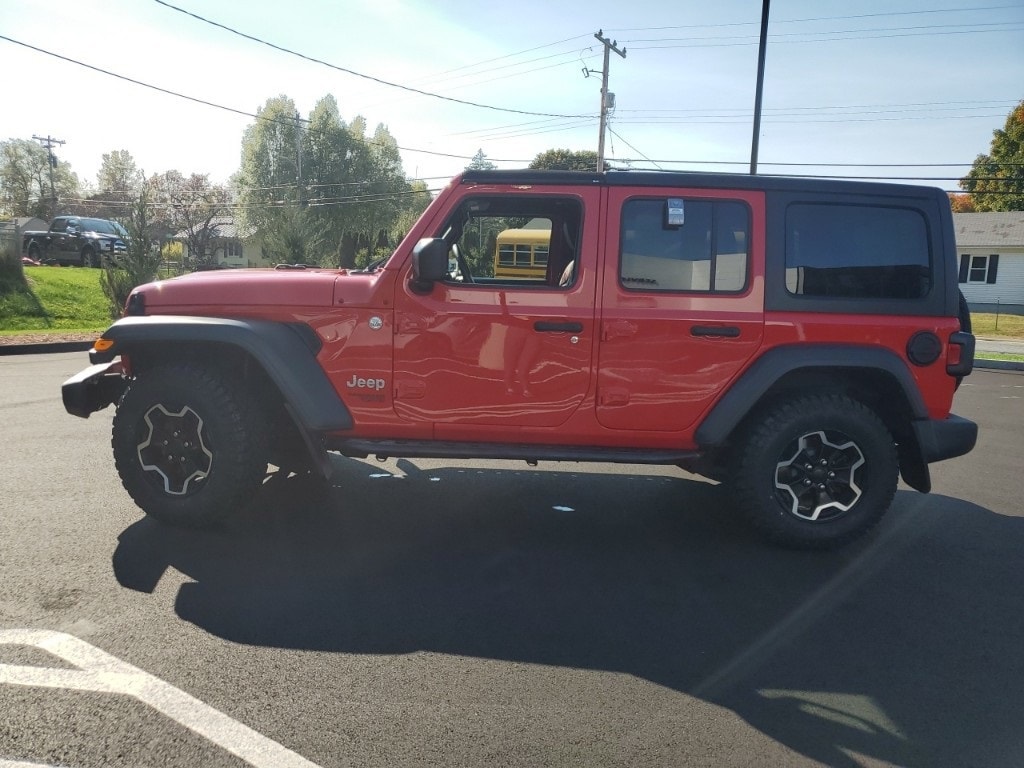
[112,456,1024,768]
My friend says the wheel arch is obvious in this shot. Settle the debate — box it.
[93,316,353,434]
[695,344,932,492]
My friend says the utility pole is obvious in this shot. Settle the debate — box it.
[749,0,771,174]
[32,134,65,218]
[593,30,626,173]
[294,111,304,207]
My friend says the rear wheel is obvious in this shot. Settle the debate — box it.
[732,394,898,549]
[111,363,268,527]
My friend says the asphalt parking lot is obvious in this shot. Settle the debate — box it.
[1,353,1022,767]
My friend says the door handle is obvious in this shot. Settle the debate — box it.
[534,321,583,333]
[690,325,741,338]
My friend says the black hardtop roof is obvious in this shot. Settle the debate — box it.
[459,169,944,201]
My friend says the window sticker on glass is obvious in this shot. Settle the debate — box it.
[666,198,685,228]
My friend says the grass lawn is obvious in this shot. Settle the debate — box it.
[970,312,1024,339]
[975,351,1024,363]
[0,266,111,332]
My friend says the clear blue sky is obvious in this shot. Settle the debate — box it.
[1,0,1021,193]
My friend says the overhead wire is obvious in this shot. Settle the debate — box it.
[150,0,594,120]
[0,34,534,164]
[606,5,1024,33]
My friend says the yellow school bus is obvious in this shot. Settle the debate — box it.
[494,222,550,279]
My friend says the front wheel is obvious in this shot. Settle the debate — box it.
[81,247,97,268]
[111,363,268,527]
[731,394,898,549]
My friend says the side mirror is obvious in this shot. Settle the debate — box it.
[411,238,449,288]
[66,223,80,235]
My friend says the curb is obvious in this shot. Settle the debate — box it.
[0,341,94,356]
[974,358,1024,372]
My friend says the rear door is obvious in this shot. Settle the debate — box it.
[596,187,766,433]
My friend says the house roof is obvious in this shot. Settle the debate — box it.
[953,212,1024,249]
[174,216,255,240]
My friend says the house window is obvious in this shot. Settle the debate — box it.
[959,254,1000,285]
[969,255,989,282]
[223,240,243,258]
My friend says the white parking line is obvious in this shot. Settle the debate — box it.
[0,629,321,768]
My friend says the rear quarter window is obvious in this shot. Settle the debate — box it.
[785,204,931,300]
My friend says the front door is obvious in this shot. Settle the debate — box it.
[393,189,599,433]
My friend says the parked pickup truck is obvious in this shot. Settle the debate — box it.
[23,216,128,267]
[62,170,977,549]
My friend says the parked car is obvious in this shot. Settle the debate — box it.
[62,170,977,549]
[23,216,128,267]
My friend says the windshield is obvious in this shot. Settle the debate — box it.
[80,218,126,237]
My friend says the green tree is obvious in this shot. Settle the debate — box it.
[97,150,143,195]
[238,94,425,268]
[100,184,162,318]
[960,101,1024,212]
[261,207,326,265]
[150,171,231,269]
[237,95,303,232]
[303,95,358,264]
[81,149,145,221]
[528,148,600,172]
[0,138,79,219]
[466,149,497,171]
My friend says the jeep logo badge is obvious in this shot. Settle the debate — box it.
[347,375,386,391]
[369,316,383,330]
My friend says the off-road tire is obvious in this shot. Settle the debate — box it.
[732,394,898,550]
[111,363,267,527]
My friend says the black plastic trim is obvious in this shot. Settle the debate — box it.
[694,344,928,446]
[61,361,126,418]
[912,414,978,463]
[86,316,352,432]
[329,438,699,466]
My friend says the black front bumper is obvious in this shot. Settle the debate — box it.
[62,361,126,418]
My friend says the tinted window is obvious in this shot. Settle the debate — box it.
[619,199,749,293]
[82,218,115,235]
[785,204,930,299]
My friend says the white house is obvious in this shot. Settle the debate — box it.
[176,217,271,269]
[953,212,1024,310]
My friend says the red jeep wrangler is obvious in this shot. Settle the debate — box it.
[63,170,977,548]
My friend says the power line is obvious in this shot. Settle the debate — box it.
[605,5,1023,33]
[0,34,534,164]
[621,20,1023,44]
[627,24,1024,50]
[150,0,595,120]
[607,128,662,170]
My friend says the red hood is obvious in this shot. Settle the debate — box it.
[135,268,383,310]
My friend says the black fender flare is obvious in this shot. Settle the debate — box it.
[91,315,353,432]
[694,344,935,491]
